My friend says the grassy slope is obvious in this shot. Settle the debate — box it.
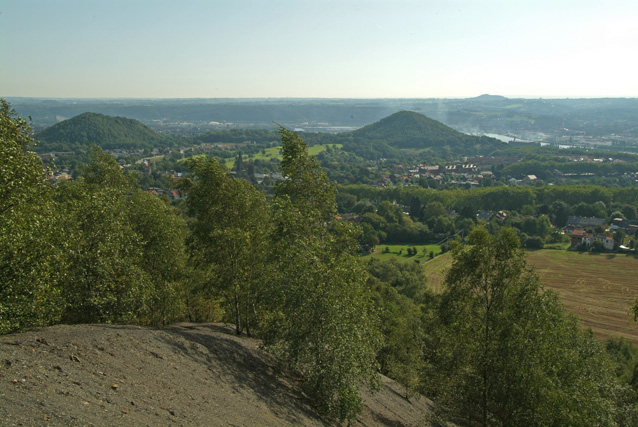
[364,244,442,261]
[180,144,342,168]
[421,249,638,344]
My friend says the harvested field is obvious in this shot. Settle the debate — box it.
[527,250,638,344]
[423,250,638,344]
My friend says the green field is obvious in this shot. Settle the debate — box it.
[225,144,342,168]
[178,144,342,168]
[364,244,442,262]
[422,249,638,344]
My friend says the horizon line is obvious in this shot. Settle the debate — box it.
[4,95,638,101]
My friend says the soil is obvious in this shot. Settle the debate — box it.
[0,323,435,426]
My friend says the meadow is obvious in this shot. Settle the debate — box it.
[177,144,342,168]
[224,143,342,168]
[365,244,443,261]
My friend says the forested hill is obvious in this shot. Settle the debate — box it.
[34,112,172,152]
[337,110,506,159]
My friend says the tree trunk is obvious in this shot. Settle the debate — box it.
[234,286,242,335]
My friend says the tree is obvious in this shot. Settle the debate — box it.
[127,191,187,325]
[179,156,269,336]
[264,127,381,421]
[56,148,150,324]
[550,200,570,227]
[615,230,626,249]
[610,211,626,221]
[366,258,429,303]
[0,100,64,333]
[423,227,622,426]
[359,222,380,250]
[369,276,425,399]
[377,200,403,224]
[621,204,637,220]
[336,192,357,213]
[409,196,423,220]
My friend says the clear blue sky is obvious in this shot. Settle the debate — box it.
[1,0,636,98]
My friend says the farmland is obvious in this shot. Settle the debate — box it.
[224,143,342,168]
[421,249,638,344]
[527,250,638,344]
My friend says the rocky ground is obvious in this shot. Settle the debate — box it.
[0,323,435,426]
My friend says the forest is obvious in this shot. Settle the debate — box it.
[4,98,638,425]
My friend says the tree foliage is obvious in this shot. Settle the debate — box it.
[178,156,269,335]
[55,146,187,325]
[0,100,63,333]
[264,127,381,421]
[423,227,625,426]
[367,267,427,399]
[56,149,150,323]
[127,191,187,325]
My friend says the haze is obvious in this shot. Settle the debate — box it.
[1,0,637,99]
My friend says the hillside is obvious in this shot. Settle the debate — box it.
[348,111,469,148]
[35,112,171,152]
[338,110,505,159]
[0,323,435,426]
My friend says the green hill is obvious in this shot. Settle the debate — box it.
[338,110,506,158]
[35,112,171,152]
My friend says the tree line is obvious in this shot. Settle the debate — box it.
[3,99,638,424]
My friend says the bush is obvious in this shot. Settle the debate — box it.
[525,235,545,249]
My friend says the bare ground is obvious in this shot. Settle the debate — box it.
[0,323,435,426]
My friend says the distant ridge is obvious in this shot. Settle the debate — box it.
[471,94,508,101]
[35,112,170,152]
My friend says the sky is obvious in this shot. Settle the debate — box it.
[1,0,637,99]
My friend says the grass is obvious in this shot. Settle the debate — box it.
[542,242,572,250]
[180,144,342,169]
[364,244,442,262]
[422,249,638,345]
[177,153,207,163]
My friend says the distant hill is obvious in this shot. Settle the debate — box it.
[338,110,505,158]
[471,94,508,102]
[347,111,469,148]
[35,112,171,152]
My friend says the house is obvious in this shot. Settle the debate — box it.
[419,165,441,176]
[495,211,508,221]
[566,216,607,229]
[611,218,638,233]
[610,218,627,230]
[571,229,594,248]
[595,233,615,250]
[477,211,493,221]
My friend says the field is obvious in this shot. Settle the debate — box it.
[178,144,342,168]
[365,244,442,261]
[527,250,638,344]
[225,144,342,168]
[422,249,638,344]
